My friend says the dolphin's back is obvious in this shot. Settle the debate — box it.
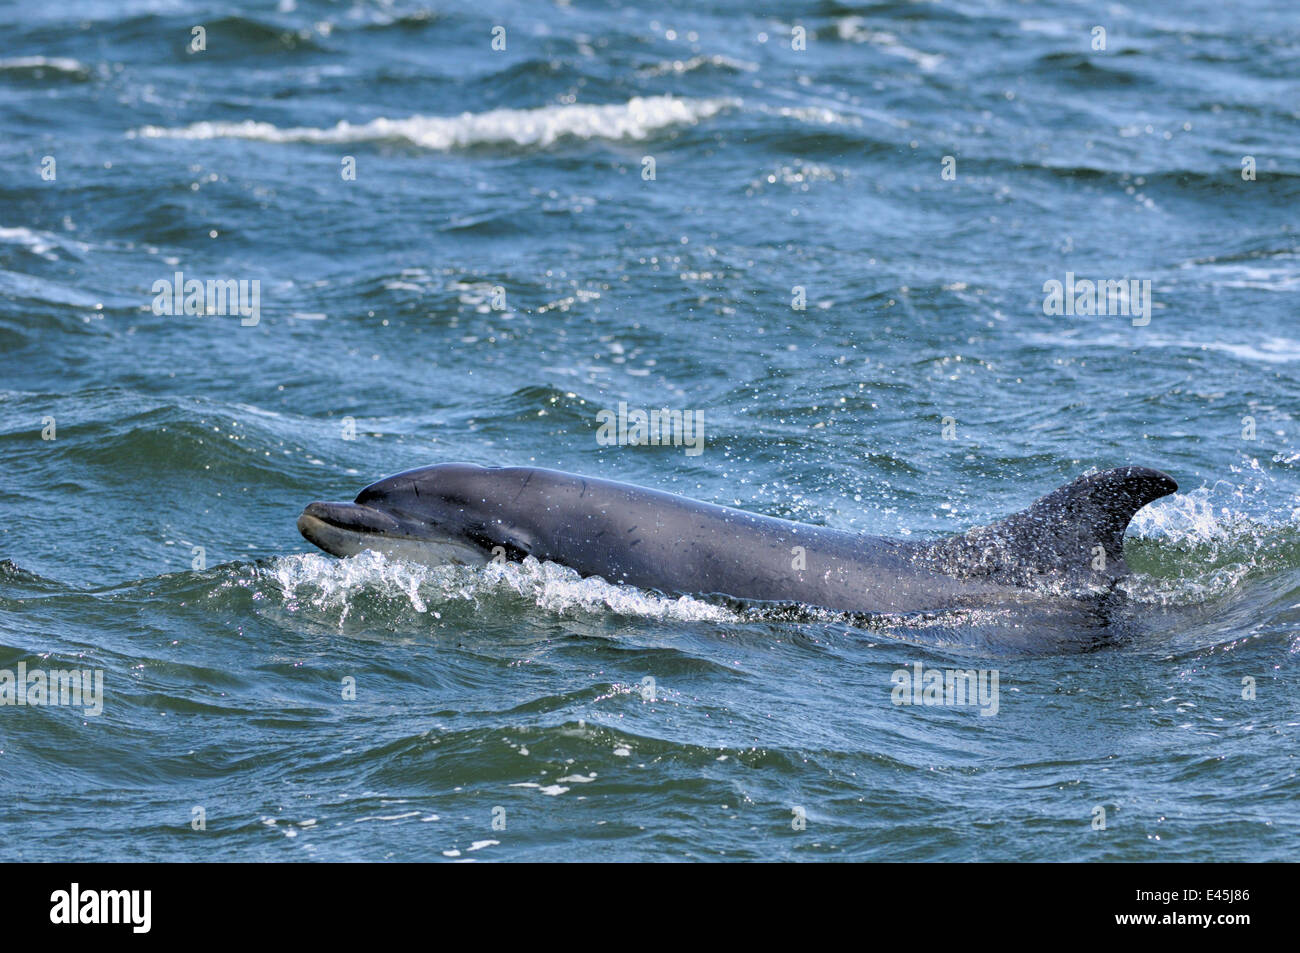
[481,467,906,608]
[470,465,1177,613]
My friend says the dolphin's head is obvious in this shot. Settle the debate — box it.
[297,463,520,565]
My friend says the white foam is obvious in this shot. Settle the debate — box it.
[834,18,944,71]
[0,56,88,74]
[1122,484,1300,605]
[354,811,422,823]
[1187,261,1300,293]
[0,226,60,260]
[131,95,737,151]
[1023,329,1300,364]
[262,550,740,624]
[510,782,570,796]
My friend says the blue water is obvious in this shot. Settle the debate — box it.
[1,0,1298,860]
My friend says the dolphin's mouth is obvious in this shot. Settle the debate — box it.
[297,501,408,556]
[297,500,490,566]
[299,501,402,535]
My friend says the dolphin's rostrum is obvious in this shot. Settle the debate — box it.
[297,463,1177,616]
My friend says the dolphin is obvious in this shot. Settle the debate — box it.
[296,463,1176,617]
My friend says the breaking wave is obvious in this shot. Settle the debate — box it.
[252,550,741,626]
[130,96,738,151]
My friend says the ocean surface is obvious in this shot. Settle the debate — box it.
[1,0,1298,861]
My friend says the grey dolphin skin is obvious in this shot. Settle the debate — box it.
[298,463,1177,616]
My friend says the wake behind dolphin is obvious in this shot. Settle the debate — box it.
[297,464,1177,626]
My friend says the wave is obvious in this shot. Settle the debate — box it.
[239,550,1086,657]
[130,96,738,152]
[1178,254,1300,294]
[1125,486,1300,606]
[1018,324,1300,364]
[827,17,944,71]
[0,226,61,261]
[1030,51,1140,87]
[0,56,91,79]
[637,54,757,77]
[258,550,741,626]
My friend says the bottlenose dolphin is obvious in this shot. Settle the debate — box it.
[297,464,1176,616]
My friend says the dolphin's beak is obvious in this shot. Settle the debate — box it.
[297,501,405,556]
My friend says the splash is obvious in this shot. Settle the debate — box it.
[259,550,740,625]
[1123,484,1300,605]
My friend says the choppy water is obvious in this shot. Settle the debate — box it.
[1,0,1298,861]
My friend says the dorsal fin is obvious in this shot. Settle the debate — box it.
[923,467,1177,587]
